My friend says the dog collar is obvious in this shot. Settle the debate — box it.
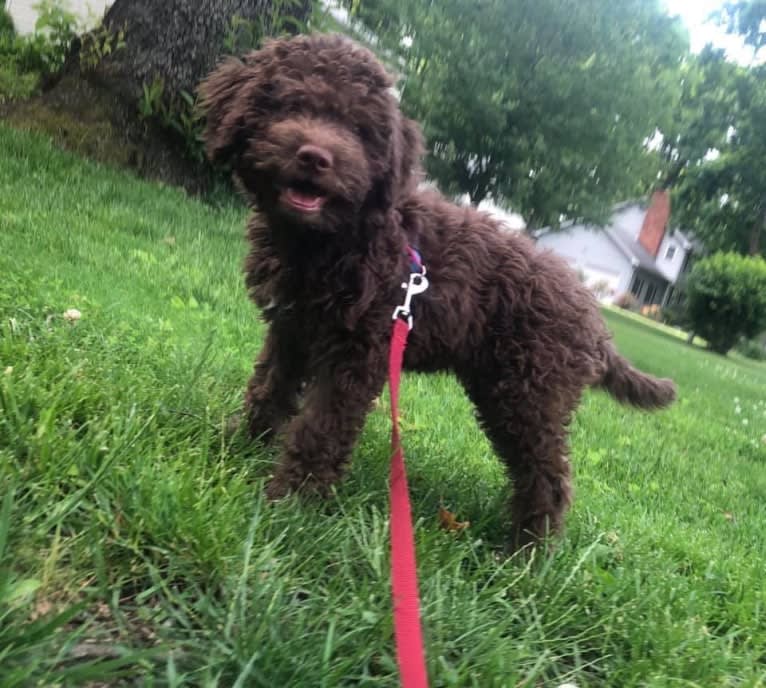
[406,245,423,272]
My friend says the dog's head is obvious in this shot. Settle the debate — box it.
[199,33,423,232]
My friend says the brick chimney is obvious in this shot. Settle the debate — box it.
[638,190,670,257]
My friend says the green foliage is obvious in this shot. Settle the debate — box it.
[720,0,766,50]
[345,0,688,227]
[0,60,39,103]
[0,6,15,38]
[685,252,766,354]
[3,125,766,685]
[32,0,79,71]
[0,0,80,103]
[736,337,766,360]
[79,20,126,71]
[0,489,146,684]
[661,300,691,329]
[662,29,765,257]
[138,77,206,162]
[0,0,122,101]
[137,75,164,119]
[222,0,311,54]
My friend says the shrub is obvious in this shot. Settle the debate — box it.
[0,60,39,103]
[640,303,662,321]
[29,0,80,72]
[735,337,766,361]
[0,0,79,103]
[685,252,766,355]
[614,292,638,310]
[661,301,685,328]
[589,278,615,301]
[0,7,15,39]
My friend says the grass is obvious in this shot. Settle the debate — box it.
[1,124,766,686]
[601,304,693,343]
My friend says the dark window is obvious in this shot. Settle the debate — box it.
[631,276,645,298]
[665,245,676,260]
[645,283,657,303]
[665,286,675,304]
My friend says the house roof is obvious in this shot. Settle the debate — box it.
[605,220,666,279]
[536,200,699,284]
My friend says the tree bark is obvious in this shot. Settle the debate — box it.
[5,0,311,193]
[467,170,491,206]
[96,0,310,102]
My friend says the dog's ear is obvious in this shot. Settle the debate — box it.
[198,57,259,165]
[371,114,425,211]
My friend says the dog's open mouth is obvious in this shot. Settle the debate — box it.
[281,180,327,214]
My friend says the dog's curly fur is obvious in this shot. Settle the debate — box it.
[200,33,676,549]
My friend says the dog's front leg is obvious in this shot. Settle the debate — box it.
[265,345,387,499]
[242,322,306,443]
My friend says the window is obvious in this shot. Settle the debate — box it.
[665,245,677,260]
[645,284,657,304]
[665,286,675,304]
[631,276,645,298]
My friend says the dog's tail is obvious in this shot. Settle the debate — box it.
[597,343,676,410]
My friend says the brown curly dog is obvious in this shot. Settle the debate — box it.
[200,33,676,549]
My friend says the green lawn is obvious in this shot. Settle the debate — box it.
[2,125,766,687]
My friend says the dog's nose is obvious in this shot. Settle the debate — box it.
[297,144,333,172]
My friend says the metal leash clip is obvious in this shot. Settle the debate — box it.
[392,265,429,330]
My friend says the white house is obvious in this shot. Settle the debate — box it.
[535,190,699,306]
[6,0,109,34]
[457,194,526,232]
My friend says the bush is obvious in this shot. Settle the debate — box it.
[736,337,766,361]
[614,292,638,310]
[685,252,766,355]
[0,60,39,103]
[29,0,80,72]
[661,301,688,328]
[640,303,662,321]
[0,0,79,103]
[0,7,15,39]
[589,278,615,301]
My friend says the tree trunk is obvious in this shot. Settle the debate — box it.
[4,0,311,193]
[467,171,491,206]
[96,0,310,103]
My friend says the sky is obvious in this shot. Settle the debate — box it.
[664,0,761,64]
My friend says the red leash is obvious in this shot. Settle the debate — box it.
[388,250,429,687]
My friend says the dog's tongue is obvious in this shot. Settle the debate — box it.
[284,188,325,212]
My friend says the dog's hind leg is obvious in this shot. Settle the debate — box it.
[463,376,575,551]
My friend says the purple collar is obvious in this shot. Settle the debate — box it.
[406,245,423,272]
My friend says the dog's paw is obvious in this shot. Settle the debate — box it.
[223,406,274,443]
[265,477,292,501]
[244,407,284,445]
[265,470,339,501]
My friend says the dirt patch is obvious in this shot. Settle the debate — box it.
[1,69,217,195]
